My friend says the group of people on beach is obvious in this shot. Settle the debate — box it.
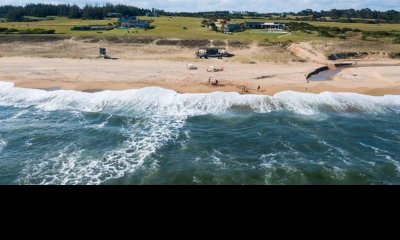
[208,77,262,93]
[208,77,219,86]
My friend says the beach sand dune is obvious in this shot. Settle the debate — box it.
[1,39,400,96]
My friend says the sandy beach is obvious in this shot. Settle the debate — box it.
[1,38,400,95]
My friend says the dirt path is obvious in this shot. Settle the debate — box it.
[278,33,292,39]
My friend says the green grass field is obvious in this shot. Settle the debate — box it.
[0,17,115,35]
[231,18,400,31]
[1,16,400,43]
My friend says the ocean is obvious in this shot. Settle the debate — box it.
[0,81,399,185]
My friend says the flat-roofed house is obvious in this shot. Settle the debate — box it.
[245,22,265,29]
[225,23,243,33]
[119,16,151,29]
[245,22,286,31]
[262,23,286,31]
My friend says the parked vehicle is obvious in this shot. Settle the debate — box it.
[196,47,233,59]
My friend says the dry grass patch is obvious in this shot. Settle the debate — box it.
[212,40,227,47]
[312,40,400,56]
[254,46,300,63]
[228,40,250,48]
[226,56,257,64]
[156,39,210,47]
[0,35,68,43]
[162,56,201,62]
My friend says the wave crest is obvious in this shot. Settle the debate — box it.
[1,81,399,115]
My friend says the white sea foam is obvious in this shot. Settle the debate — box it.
[259,152,299,173]
[0,138,6,152]
[193,176,202,184]
[1,81,400,116]
[359,142,400,175]
[88,114,113,129]
[320,139,351,165]
[359,142,391,154]
[11,109,29,120]
[386,156,400,175]
[375,135,400,144]
[18,115,185,185]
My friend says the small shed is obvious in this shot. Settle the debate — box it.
[99,48,107,58]
[119,16,151,29]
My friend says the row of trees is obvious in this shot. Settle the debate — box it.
[167,9,400,22]
[0,4,161,21]
[1,4,400,22]
[293,8,400,22]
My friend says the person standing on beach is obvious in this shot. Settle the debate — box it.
[258,85,261,92]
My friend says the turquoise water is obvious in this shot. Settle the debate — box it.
[0,81,399,185]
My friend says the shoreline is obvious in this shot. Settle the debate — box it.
[10,83,400,98]
[3,79,400,97]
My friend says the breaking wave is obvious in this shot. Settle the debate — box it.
[1,81,400,185]
[1,81,400,115]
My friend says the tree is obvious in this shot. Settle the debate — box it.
[68,5,82,18]
[6,8,24,22]
[82,5,105,20]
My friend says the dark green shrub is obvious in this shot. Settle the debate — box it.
[287,22,316,32]
[319,30,334,38]
[156,39,180,45]
[342,28,353,32]
[5,28,19,33]
[389,52,400,58]
[212,40,226,46]
[228,40,249,48]
[180,39,210,47]
[19,28,55,34]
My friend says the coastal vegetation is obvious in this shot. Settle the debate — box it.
[0,16,399,44]
[0,3,400,49]
[0,27,55,34]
